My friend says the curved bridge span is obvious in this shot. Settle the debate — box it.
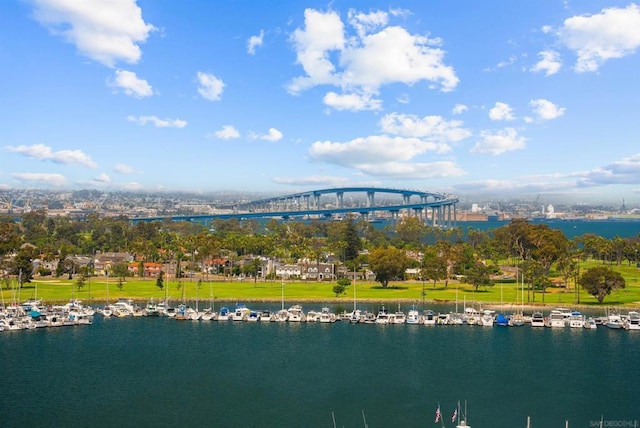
[132,187,458,227]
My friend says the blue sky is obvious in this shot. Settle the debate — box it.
[2,1,640,204]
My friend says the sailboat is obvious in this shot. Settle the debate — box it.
[510,265,525,327]
[454,401,471,428]
[348,268,361,323]
[101,273,112,317]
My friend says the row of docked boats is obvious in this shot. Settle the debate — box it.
[0,299,95,331]
[4,299,639,332]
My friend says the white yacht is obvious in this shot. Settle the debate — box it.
[259,309,273,322]
[287,305,306,322]
[319,307,336,323]
[569,311,585,328]
[530,311,545,327]
[390,309,406,324]
[605,312,625,329]
[406,308,421,325]
[480,310,495,327]
[547,309,567,328]
[423,310,436,326]
[232,303,251,321]
[247,310,260,322]
[274,309,289,322]
[625,311,640,330]
[584,317,597,329]
[375,306,389,324]
[306,310,320,322]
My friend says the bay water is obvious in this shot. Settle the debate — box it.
[1,311,638,428]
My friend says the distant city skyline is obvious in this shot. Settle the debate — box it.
[1,1,640,205]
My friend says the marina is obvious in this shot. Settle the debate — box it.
[1,302,638,427]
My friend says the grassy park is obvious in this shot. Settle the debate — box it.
[4,262,640,308]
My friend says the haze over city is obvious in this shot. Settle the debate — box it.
[2,1,640,205]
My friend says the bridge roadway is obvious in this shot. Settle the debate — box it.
[132,187,459,227]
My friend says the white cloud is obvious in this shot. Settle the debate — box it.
[94,173,111,183]
[0,184,10,190]
[577,153,640,186]
[5,143,97,168]
[347,9,389,38]
[254,128,283,142]
[530,99,566,121]
[323,91,382,111]
[288,8,458,111]
[452,104,468,115]
[110,70,154,98]
[489,102,515,121]
[247,30,264,55]
[471,128,527,155]
[214,125,240,140]
[272,175,351,187]
[357,161,465,179]
[530,50,562,76]
[31,0,155,67]
[127,115,187,128]
[12,172,67,187]
[558,4,640,72]
[113,163,134,174]
[309,135,440,167]
[379,113,471,145]
[196,71,225,101]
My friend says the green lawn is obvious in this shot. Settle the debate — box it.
[4,270,640,308]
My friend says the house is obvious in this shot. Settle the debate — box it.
[301,262,335,281]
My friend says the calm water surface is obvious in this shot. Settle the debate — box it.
[1,313,638,428]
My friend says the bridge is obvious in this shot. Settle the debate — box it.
[131,187,459,227]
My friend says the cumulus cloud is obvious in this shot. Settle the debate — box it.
[113,163,134,174]
[253,128,283,142]
[471,128,527,155]
[109,70,154,98]
[530,99,566,121]
[30,0,155,67]
[309,135,440,167]
[5,143,97,168]
[196,72,225,101]
[452,104,468,115]
[323,91,382,111]
[127,115,187,128]
[357,161,465,179]
[530,50,562,76]
[558,4,640,72]
[288,8,458,111]
[247,30,264,55]
[94,173,111,183]
[272,175,351,187]
[489,102,515,121]
[12,172,67,187]
[379,113,471,145]
[213,125,240,140]
[577,153,640,186]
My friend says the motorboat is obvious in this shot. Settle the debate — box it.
[232,303,251,321]
[480,310,495,327]
[247,310,260,322]
[287,305,306,322]
[530,311,545,327]
[259,309,273,322]
[584,317,597,329]
[423,310,436,326]
[605,312,625,329]
[569,311,585,328]
[406,308,421,324]
[547,309,567,328]
[217,306,231,321]
[319,307,336,323]
[375,306,389,324]
[625,311,640,330]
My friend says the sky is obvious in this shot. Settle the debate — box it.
[1,0,640,204]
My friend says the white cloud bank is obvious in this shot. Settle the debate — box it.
[558,3,640,72]
[127,115,187,128]
[30,0,155,67]
[12,172,67,187]
[288,8,458,111]
[5,143,97,168]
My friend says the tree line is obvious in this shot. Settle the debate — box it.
[1,211,638,304]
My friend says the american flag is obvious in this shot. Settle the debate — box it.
[451,408,458,422]
[434,406,441,423]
